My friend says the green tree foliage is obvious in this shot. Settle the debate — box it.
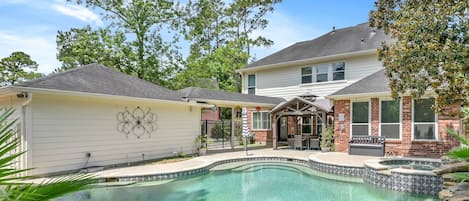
[175,0,281,91]
[56,26,130,73]
[0,108,95,200]
[369,0,469,108]
[0,52,43,86]
[61,0,183,87]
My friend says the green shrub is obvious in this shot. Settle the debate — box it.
[321,127,335,151]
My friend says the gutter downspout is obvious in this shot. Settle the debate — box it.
[20,92,32,173]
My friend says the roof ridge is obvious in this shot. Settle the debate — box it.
[91,64,184,97]
[17,63,98,86]
[244,22,387,69]
[284,22,371,46]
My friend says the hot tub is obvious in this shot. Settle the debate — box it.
[364,158,443,195]
[378,159,441,171]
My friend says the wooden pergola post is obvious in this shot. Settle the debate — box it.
[272,114,277,149]
[321,111,327,133]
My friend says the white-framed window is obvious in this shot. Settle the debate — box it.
[247,74,256,95]
[351,101,370,136]
[252,111,270,130]
[316,115,323,136]
[300,61,345,84]
[302,116,312,134]
[380,99,401,140]
[301,67,312,84]
[332,62,345,81]
[316,64,329,82]
[413,98,437,140]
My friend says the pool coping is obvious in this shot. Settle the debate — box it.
[113,157,310,182]
[83,151,441,196]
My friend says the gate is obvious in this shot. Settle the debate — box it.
[201,119,243,150]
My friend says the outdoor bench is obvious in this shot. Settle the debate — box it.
[348,136,385,157]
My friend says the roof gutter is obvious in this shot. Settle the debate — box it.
[189,98,278,108]
[326,90,437,100]
[326,91,391,100]
[5,86,214,108]
[237,49,377,73]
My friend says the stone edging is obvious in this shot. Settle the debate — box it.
[308,158,364,177]
[113,157,309,183]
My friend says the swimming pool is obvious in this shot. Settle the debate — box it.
[58,162,438,201]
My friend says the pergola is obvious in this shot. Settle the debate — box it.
[270,94,332,149]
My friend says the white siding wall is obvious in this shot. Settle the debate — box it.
[28,94,201,175]
[243,54,383,100]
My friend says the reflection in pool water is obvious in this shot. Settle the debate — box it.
[57,162,439,201]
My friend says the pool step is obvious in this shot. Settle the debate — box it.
[91,181,136,187]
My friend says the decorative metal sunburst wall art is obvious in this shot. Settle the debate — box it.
[117,106,158,139]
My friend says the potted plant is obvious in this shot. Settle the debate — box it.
[321,127,335,152]
[194,134,208,155]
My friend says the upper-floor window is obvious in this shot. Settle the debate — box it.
[301,62,345,84]
[301,67,312,84]
[333,62,345,81]
[248,74,256,95]
[316,64,329,82]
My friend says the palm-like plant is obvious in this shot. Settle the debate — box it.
[0,108,96,200]
[446,106,469,182]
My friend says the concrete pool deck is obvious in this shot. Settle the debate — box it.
[92,148,379,179]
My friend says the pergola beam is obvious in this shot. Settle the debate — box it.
[277,111,318,116]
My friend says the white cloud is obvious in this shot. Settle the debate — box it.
[51,3,102,26]
[0,31,59,74]
[250,11,326,61]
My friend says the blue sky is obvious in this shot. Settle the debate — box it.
[0,0,376,74]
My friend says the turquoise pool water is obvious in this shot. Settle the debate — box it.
[59,162,439,201]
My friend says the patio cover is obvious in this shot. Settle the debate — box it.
[270,95,332,149]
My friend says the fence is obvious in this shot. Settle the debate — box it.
[201,119,248,150]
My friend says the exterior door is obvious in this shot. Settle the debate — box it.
[279,117,288,141]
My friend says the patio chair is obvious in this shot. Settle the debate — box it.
[287,138,295,149]
[309,138,320,150]
[294,135,306,150]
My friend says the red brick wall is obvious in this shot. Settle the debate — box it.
[201,108,219,121]
[334,100,350,152]
[370,98,380,136]
[246,108,273,144]
[288,116,296,135]
[334,96,460,158]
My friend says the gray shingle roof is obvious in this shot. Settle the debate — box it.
[245,22,392,69]
[179,87,285,105]
[329,69,390,97]
[17,63,185,102]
